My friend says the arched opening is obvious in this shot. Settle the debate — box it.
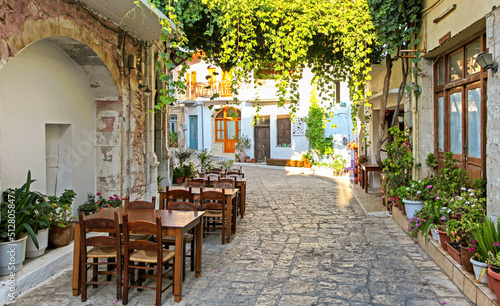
[0,37,120,207]
[215,107,241,153]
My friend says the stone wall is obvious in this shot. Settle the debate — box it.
[416,58,435,179]
[0,0,160,200]
[486,8,500,217]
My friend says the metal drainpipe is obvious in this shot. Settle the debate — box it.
[201,102,205,150]
[411,60,419,180]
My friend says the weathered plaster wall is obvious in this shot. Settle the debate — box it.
[0,39,95,208]
[416,58,435,179]
[486,8,500,217]
[0,0,156,201]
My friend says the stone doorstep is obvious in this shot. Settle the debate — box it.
[0,232,104,304]
[392,207,499,306]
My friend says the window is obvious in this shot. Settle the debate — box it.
[277,115,291,146]
[170,115,177,132]
[434,35,486,181]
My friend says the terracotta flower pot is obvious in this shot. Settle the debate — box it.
[487,266,500,300]
[251,158,256,163]
[445,241,462,265]
[487,266,496,293]
[49,224,74,248]
[436,229,451,252]
[460,242,475,273]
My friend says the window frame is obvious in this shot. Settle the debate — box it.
[214,107,241,142]
[433,34,487,180]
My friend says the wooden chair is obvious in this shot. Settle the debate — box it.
[123,196,156,241]
[122,214,175,306]
[159,187,194,210]
[124,196,156,209]
[207,167,222,173]
[227,171,244,179]
[205,173,220,187]
[163,199,198,281]
[214,177,236,189]
[199,188,227,244]
[79,212,121,302]
[185,178,206,188]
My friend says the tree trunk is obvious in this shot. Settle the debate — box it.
[375,55,393,167]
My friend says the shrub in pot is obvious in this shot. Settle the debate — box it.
[0,171,48,274]
[47,189,77,248]
[235,135,251,162]
[25,197,52,258]
[471,216,500,283]
[397,177,435,219]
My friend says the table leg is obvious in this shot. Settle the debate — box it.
[195,220,202,278]
[226,195,232,243]
[173,228,183,303]
[232,195,237,234]
[72,222,81,296]
[363,169,368,193]
[241,182,246,217]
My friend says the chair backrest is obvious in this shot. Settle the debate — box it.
[79,212,121,254]
[122,214,162,253]
[162,187,194,209]
[185,178,206,188]
[205,173,220,187]
[124,196,156,209]
[214,177,235,189]
[207,168,222,173]
[168,201,197,211]
[200,188,226,211]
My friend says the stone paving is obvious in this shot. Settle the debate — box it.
[9,165,472,305]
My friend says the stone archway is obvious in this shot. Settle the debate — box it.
[0,36,122,207]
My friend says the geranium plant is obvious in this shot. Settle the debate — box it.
[397,178,435,202]
[47,189,77,228]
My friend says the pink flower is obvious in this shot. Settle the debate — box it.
[96,192,102,196]
[382,196,386,199]
[469,247,475,253]
[427,185,432,189]
[493,242,499,247]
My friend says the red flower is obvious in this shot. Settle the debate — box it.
[100,208,104,211]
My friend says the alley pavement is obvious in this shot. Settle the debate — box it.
[9,165,471,305]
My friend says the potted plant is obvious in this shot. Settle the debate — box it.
[397,177,435,219]
[0,171,47,274]
[471,216,500,284]
[169,131,179,148]
[25,196,52,258]
[197,149,215,173]
[235,135,251,162]
[47,189,77,248]
[302,151,313,168]
[218,159,234,172]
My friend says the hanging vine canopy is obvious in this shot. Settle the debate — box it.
[150,0,420,124]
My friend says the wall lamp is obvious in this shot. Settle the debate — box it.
[476,52,498,72]
[138,84,152,97]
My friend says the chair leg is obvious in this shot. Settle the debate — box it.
[190,239,195,271]
[81,259,87,302]
[92,258,98,288]
[116,257,122,300]
[156,262,162,306]
[123,259,129,305]
[222,217,226,245]
[137,262,144,292]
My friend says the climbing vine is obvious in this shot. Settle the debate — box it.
[148,0,421,132]
[305,84,334,156]
[149,0,377,122]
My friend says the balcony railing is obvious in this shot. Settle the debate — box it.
[185,81,232,100]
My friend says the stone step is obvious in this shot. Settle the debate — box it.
[0,243,74,305]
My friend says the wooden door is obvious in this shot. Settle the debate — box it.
[255,126,270,161]
[189,116,198,150]
[224,120,237,153]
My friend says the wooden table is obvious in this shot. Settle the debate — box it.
[72,208,205,303]
[162,187,239,243]
[191,177,247,218]
[361,164,383,193]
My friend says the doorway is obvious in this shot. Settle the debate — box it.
[189,115,198,150]
[254,116,270,161]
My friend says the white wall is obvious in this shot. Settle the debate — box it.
[0,39,96,208]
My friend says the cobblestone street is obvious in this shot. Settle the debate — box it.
[10,165,471,305]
